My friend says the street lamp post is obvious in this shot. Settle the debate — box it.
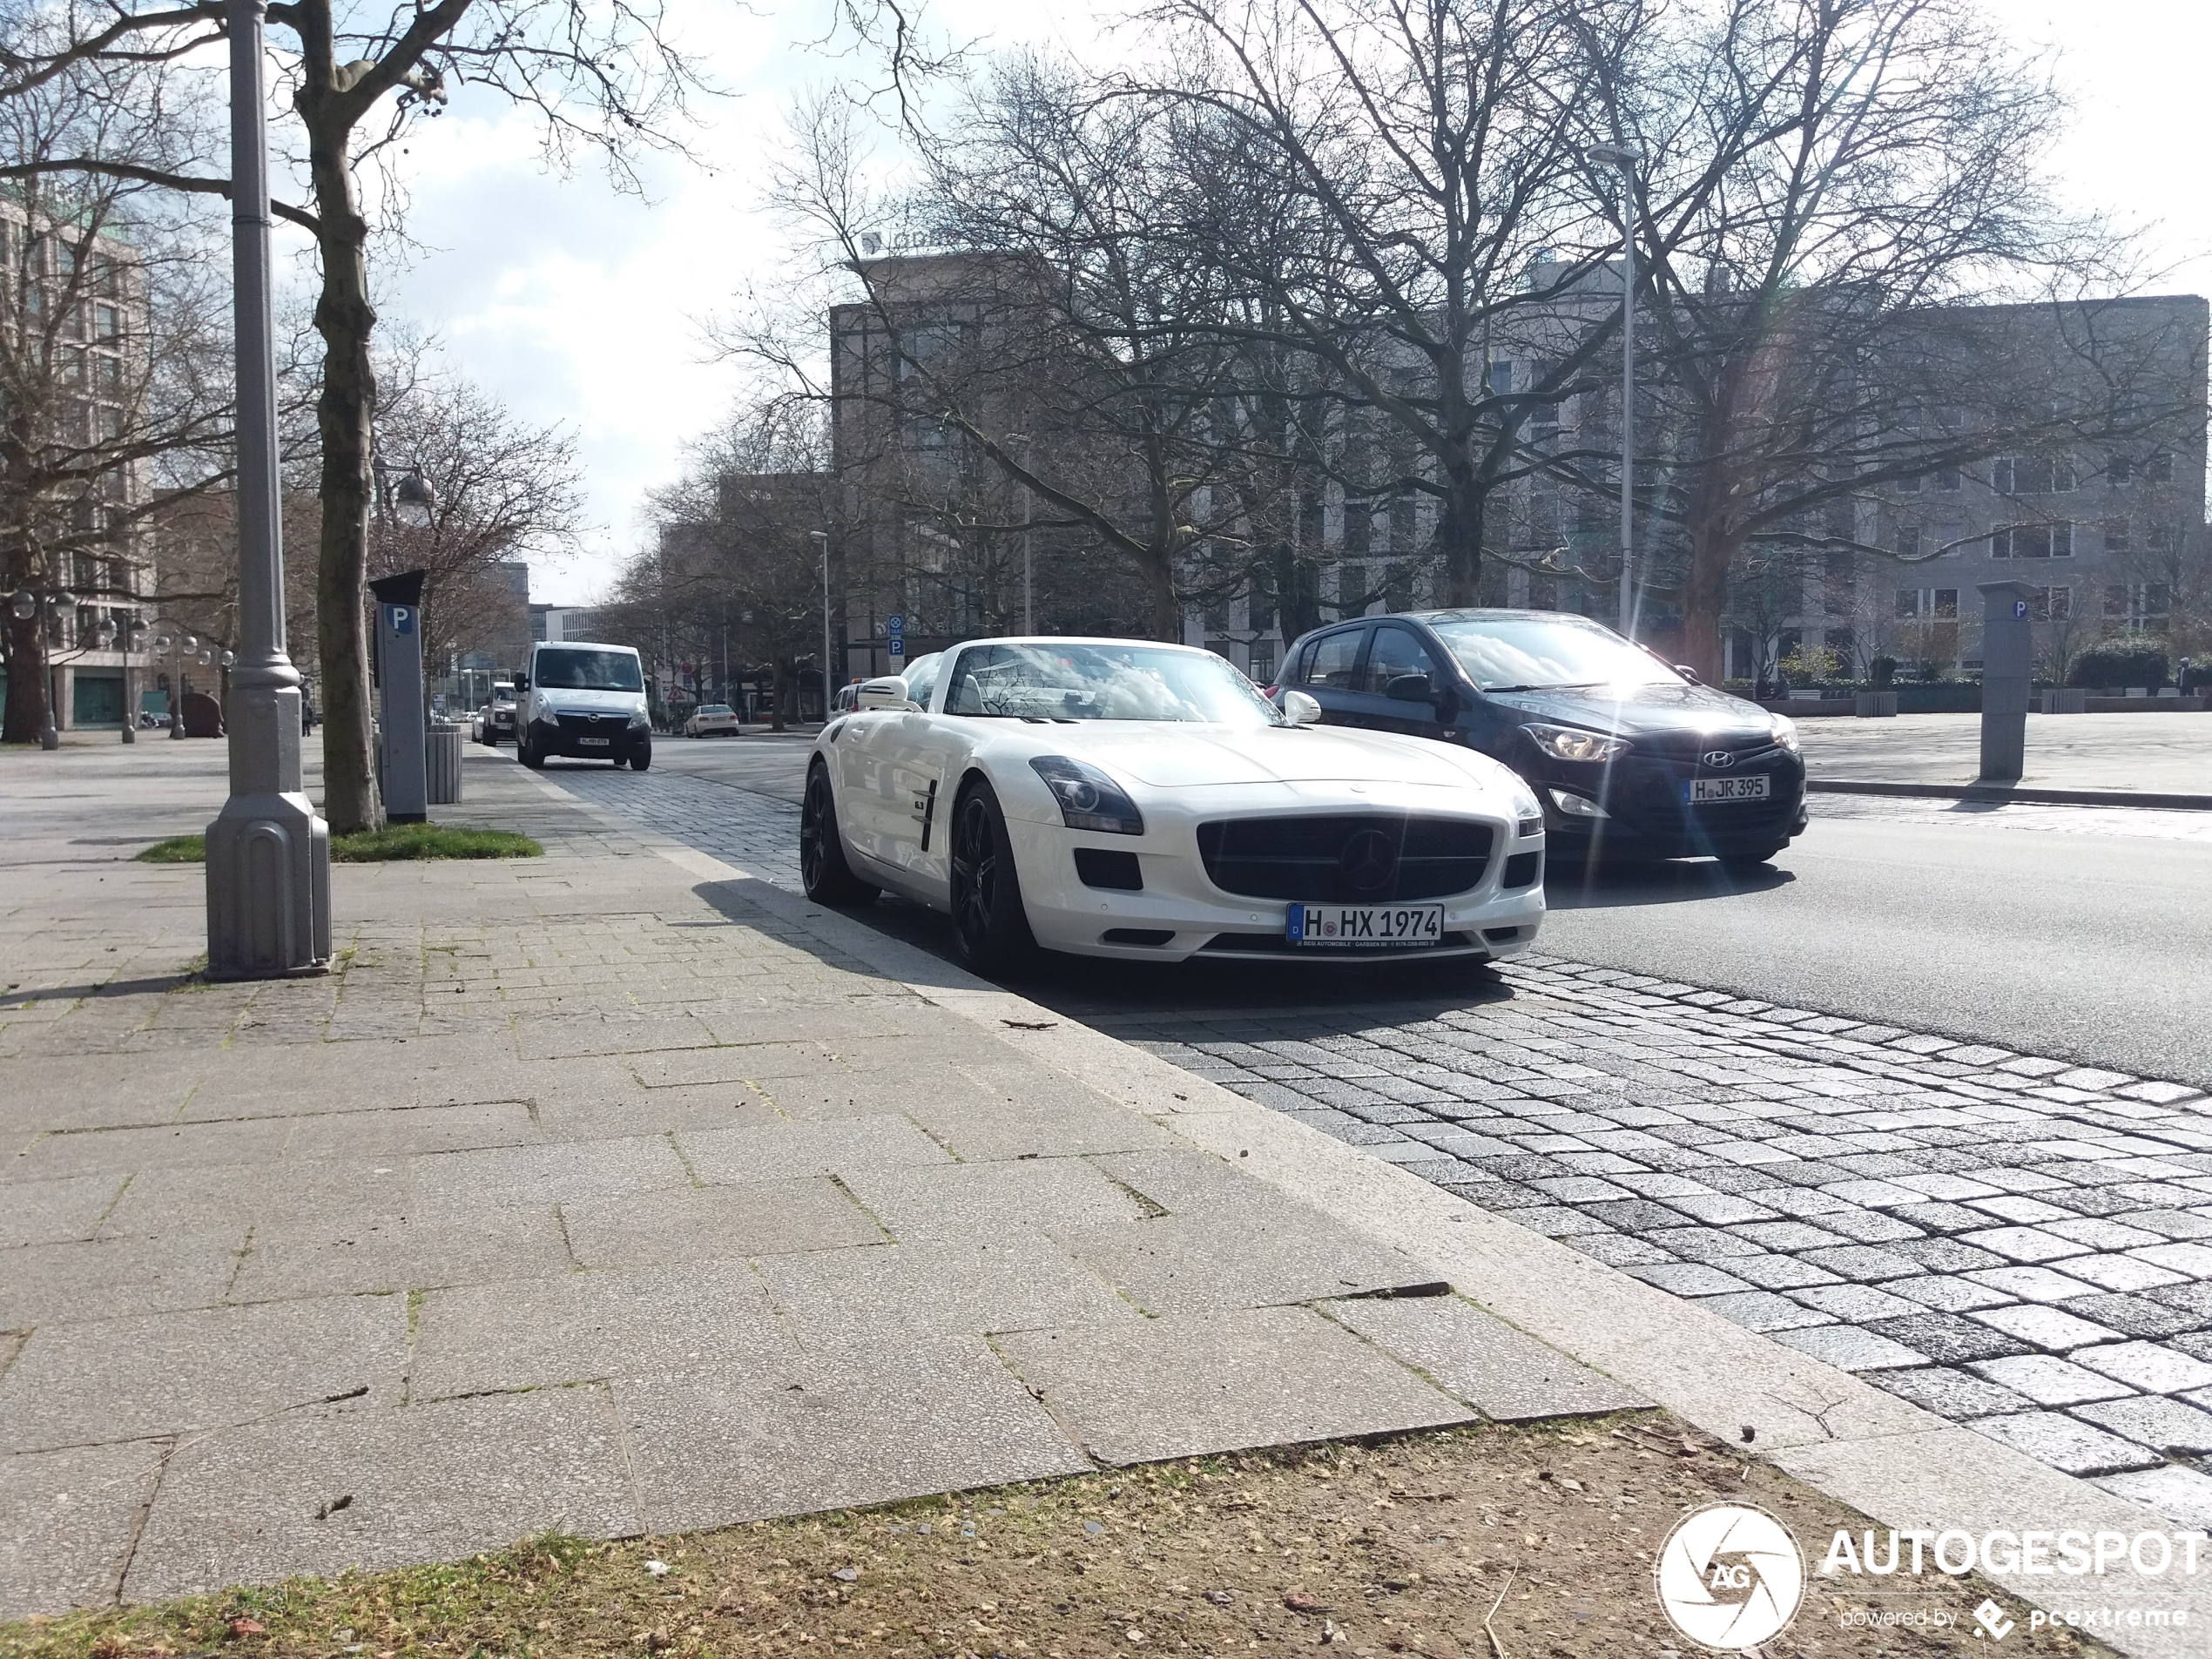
[1005,433,1035,633]
[204,0,330,978]
[809,529,832,718]
[1587,142,1639,639]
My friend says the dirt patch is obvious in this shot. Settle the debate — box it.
[3,1417,2114,1658]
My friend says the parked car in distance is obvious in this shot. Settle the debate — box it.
[1276,609,1806,867]
[801,637,1546,974]
[475,681,518,746]
[516,642,652,772]
[831,683,860,714]
[685,703,740,738]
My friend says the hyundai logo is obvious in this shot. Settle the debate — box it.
[1701,749,1737,768]
[1339,827,1399,894]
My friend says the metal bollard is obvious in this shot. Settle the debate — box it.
[427,721,464,806]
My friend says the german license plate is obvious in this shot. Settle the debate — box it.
[1286,902,1444,948]
[578,736,610,747]
[1685,774,1769,804]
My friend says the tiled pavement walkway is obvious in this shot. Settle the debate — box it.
[543,758,2212,1529]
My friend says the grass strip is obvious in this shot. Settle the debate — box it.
[0,1420,2100,1659]
[134,825,541,865]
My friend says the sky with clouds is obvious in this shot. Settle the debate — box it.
[354,0,2211,606]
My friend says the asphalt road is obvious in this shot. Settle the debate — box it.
[612,730,2212,1088]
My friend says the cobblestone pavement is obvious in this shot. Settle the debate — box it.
[539,757,2212,1528]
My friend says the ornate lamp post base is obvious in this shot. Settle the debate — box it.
[206,683,330,978]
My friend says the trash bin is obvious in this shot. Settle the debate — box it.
[427,721,464,805]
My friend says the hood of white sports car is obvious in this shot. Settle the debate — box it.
[1063,724,1494,792]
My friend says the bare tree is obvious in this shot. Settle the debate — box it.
[3,0,702,826]
[0,30,231,744]
[1137,0,1639,606]
[1587,0,2168,679]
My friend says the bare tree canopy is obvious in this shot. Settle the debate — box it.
[3,0,703,822]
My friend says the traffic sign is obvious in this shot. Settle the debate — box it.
[888,637,906,658]
[886,614,904,637]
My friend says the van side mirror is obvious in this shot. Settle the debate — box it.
[856,675,915,711]
[513,672,529,692]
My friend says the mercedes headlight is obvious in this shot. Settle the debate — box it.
[1769,714,1800,753]
[1029,755,1144,834]
[1523,723,1631,764]
[1505,779,1544,838]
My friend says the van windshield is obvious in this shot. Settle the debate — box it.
[536,649,642,692]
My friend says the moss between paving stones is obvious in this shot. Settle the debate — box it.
[0,1420,2108,1659]
[135,826,542,865]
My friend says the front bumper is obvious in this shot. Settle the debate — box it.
[1008,814,1547,964]
[1533,750,1808,858]
[527,713,650,760]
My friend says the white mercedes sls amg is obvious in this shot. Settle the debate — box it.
[799,637,1548,974]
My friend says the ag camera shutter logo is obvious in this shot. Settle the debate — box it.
[1655,1502,1805,1649]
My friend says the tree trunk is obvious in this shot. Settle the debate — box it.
[1435,468,1487,607]
[2,610,50,744]
[303,101,381,833]
[1679,513,1740,685]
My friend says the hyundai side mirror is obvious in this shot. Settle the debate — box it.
[1385,672,1433,702]
[1282,689,1324,726]
[855,674,916,711]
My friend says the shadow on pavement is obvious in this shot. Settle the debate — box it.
[1543,855,1796,911]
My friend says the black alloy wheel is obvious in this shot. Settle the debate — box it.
[948,779,1037,973]
[799,762,879,906]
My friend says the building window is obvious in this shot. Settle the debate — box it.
[1897,471,1921,494]
[1934,466,1961,491]
[1894,523,1922,559]
[1388,497,1417,556]
[2107,455,2133,487]
[1298,490,1322,550]
[1991,523,2071,559]
[1896,588,1959,619]
[2028,585,2071,623]
[2105,583,2170,624]
[2104,517,2129,554]
[2148,451,2174,483]
[2146,523,2175,555]
[1993,455,2073,495]
[1386,565,1413,613]
[1337,563,1366,617]
[1342,501,1371,557]
[1248,644,1276,685]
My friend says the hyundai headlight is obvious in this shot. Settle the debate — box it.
[1029,755,1144,834]
[1523,722,1631,764]
[1770,714,1800,753]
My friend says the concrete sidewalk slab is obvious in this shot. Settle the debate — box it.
[8,739,1585,1621]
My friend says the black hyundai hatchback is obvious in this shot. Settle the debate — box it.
[1277,609,1808,867]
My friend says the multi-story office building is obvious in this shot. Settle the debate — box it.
[826,249,2207,684]
[0,199,156,730]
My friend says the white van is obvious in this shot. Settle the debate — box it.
[516,640,651,772]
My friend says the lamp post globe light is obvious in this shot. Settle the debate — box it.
[1585,141,1639,639]
[203,0,331,978]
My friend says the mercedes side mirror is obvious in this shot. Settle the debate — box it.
[1282,689,1324,726]
[855,675,915,711]
[1675,664,1700,685]
[1385,672,1433,703]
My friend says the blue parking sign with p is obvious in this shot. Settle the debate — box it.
[387,604,414,635]
[888,637,905,658]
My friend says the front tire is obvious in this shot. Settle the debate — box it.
[519,732,545,770]
[631,738,651,772]
[800,762,878,906]
[948,779,1037,974]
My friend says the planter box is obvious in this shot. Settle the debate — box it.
[1894,684,1981,714]
[1852,691,1898,718]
